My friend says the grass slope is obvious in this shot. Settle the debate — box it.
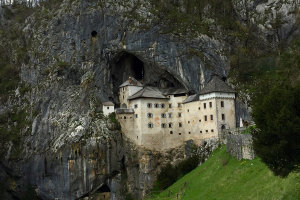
[147,147,300,200]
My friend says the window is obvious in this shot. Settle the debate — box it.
[161,104,165,108]
[188,132,191,134]
[107,107,109,109]
[161,113,166,118]
[170,131,173,134]
[200,130,202,133]
[169,104,172,108]
[222,114,225,120]
[206,130,208,133]
[204,115,207,121]
[188,121,190,124]
[161,123,167,128]
[135,114,138,118]
[123,95,124,99]
[210,115,213,120]
[198,107,201,110]
[204,103,206,109]
[179,122,182,127]
[154,103,159,108]
[221,101,224,107]
[168,113,172,118]
[178,113,182,117]
[169,123,173,128]
[187,109,189,112]
[134,104,138,108]
[147,113,153,118]
[178,103,182,108]
[211,129,214,132]
[147,103,152,108]
[124,116,127,119]
[209,102,212,108]
[148,123,154,128]
[179,133,182,135]
[199,119,201,122]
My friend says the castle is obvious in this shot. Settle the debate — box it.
[113,76,236,151]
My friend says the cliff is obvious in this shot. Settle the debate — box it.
[0,0,299,199]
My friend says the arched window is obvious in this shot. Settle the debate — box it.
[147,113,153,118]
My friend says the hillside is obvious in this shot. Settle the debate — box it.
[147,147,300,200]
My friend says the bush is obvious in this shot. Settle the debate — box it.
[252,83,300,177]
[241,126,256,135]
[156,156,199,190]
[108,112,121,130]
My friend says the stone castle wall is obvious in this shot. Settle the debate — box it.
[224,130,255,160]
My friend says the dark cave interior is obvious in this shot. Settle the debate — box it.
[110,52,185,103]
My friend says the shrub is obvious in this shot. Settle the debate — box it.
[241,125,256,135]
[252,83,300,177]
[156,156,199,190]
[108,112,121,130]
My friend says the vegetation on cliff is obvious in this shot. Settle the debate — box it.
[147,147,300,200]
[0,4,34,160]
[232,35,300,177]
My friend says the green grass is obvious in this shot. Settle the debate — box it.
[147,147,300,200]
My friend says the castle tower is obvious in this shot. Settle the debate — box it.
[198,75,236,136]
[119,77,143,108]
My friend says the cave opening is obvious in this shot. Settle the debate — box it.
[110,52,186,104]
[97,184,111,193]
[91,31,98,37]
[95,184,111,200]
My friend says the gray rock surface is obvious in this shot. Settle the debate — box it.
[226,133,255,160]
[0,0,299,199]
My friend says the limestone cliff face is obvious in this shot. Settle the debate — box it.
[0,0,299,199]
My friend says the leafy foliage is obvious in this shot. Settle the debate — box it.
[0,108,31,160]
[108,112,121,131]
[156,156,199,190]
[251,83,300,177]
[241,36,300,177]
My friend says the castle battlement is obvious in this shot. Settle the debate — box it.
[115,76,236,151]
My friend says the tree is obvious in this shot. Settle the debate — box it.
[251,82,300,177]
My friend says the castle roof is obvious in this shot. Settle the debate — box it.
[199,75,235,95]
[127,86,188,100]
[160,88,188,95]
[115,108,135,114]
[103,101,114,106]
[128,87,168,100]
[119,77,143,88]
[183,94,199,104]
